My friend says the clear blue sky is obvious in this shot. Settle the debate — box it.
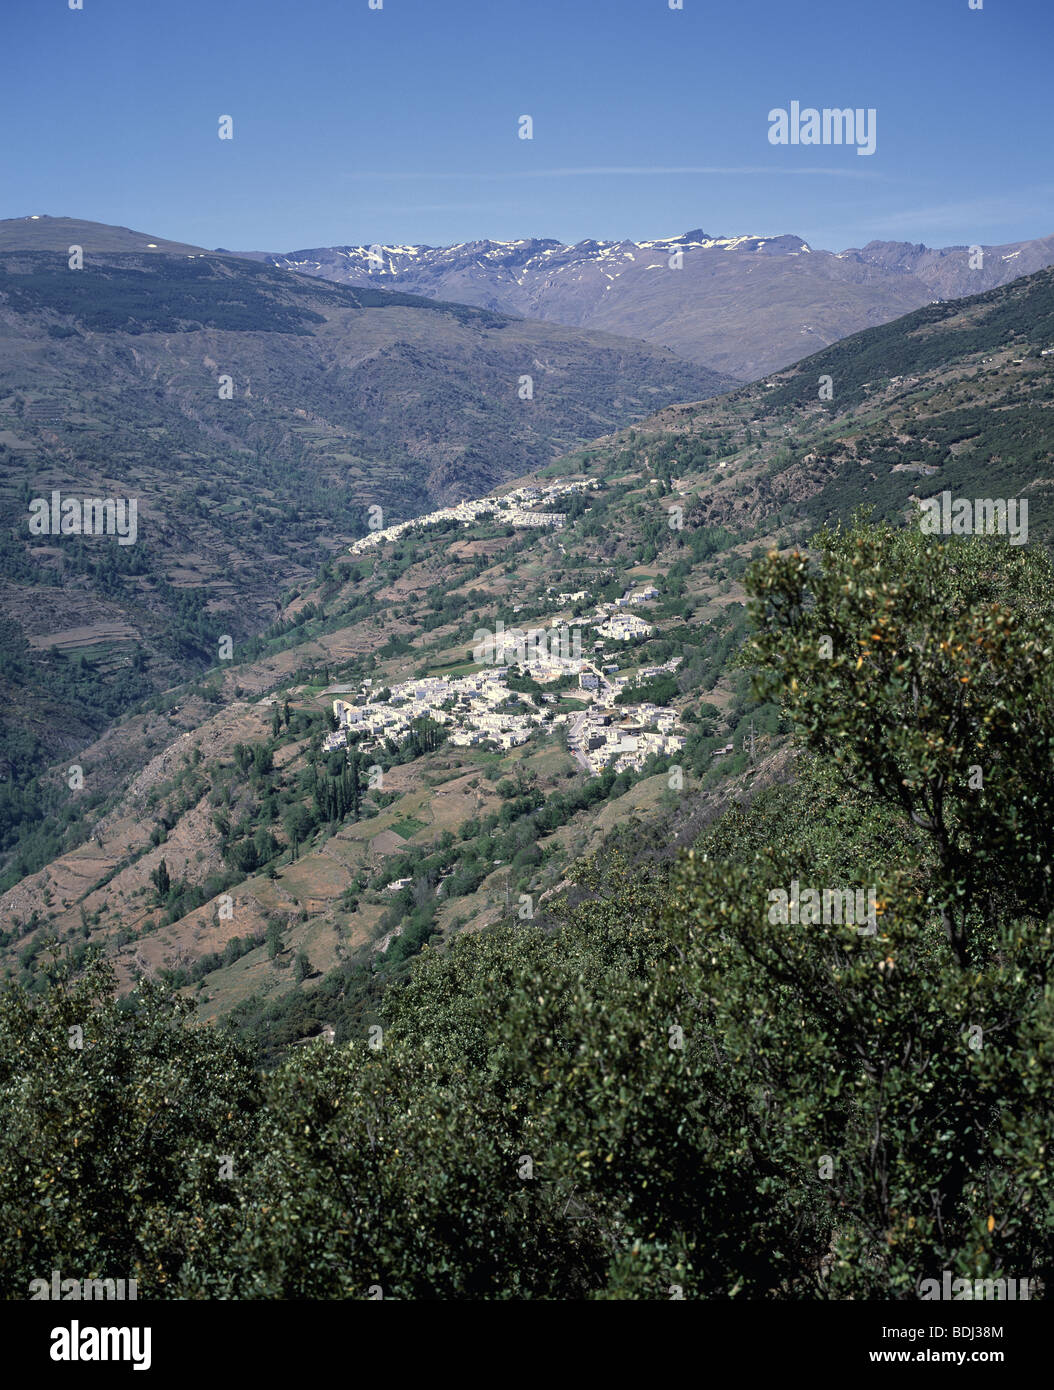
[3,0,1052,253]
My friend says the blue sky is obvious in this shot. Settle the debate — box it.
[3,0,1052,253]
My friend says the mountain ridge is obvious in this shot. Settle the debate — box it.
[241,227,1054,379]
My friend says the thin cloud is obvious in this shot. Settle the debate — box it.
[864,189,1054,235]
[362,202,517,213]
[344,165,885,182]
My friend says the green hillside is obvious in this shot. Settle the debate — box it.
[4,257,1052,1010]
[2,259,1053,1301]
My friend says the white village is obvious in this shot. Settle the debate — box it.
[347,478,596,555]
[328,480,689,775]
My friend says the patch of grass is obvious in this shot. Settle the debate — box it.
[388,815,427,840]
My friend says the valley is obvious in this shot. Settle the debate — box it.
[4,258,1052,1060]
[5,0,1054,1320]
[0,218,733,883]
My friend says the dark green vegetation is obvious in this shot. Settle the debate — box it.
[626,265,1054,543]
[766,268,1054,411]
[3,523,1051,1298]
[0,256,330,336]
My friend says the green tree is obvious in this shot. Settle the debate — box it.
[266,920,283,961]
[0,961,261,1297]
[150,859,171,903]
[746,516,1054,965]
[283,805,315,861]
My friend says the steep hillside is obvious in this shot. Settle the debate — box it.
[4,262,1051,1052]
[245,227,1054,379]
[0,226,732,834]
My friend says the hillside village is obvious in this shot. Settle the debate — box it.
[329,479,691,773]
[348,478,598,554]
[324,649,687,776]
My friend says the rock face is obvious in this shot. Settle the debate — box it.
[245,228,1054,380]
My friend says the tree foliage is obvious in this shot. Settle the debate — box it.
[2,522,1052,1299]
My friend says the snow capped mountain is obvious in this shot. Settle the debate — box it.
[263,229,813,283]
[242,228,1054,381]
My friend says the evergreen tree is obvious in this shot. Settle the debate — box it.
[150,859,171,903]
